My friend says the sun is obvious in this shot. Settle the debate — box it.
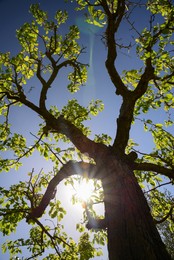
[64,175,102,210]
[75,178,94,202]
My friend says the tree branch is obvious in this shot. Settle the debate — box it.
[154,204,174,224]
[39,55,59,110]
[112,96,135,154]
[38,55,86,111]
[36,59,47,86]
[104,0,129,97]
[144,181,173,194]
[132,7,174,100]
[102,0,136,154]
[133,57,155,100]
[44,114,107,160]
[33,218,61,256]
[133,162,174,180]
[5,91,41,115]
[4,88,107,162]
[84,202,107,230]
[27,161,98,219]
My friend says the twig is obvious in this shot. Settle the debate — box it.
[144,181,173,194]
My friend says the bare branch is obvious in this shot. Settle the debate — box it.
[144,181,173,194]
[33,218,61,257]
[30,132,65,166]
[34,218,71,249]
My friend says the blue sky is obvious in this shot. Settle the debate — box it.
[0,0,173,259]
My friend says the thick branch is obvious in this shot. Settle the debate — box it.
[36,60,47,86]
[27,161,98,219]
[133,57,155,100]
[104,1,129,97]
[112,96,135,154]
[86,215,107,230]
[134,162,174,180]
[103,1,138,154]
[44,114,107,160]
[5,92,41,115]
[84,202,107,230]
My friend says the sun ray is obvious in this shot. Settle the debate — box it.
[75,178,94,203]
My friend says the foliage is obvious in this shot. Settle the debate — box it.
[0,0,174,259]
[146,189,174,257]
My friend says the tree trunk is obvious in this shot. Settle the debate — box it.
[102,155,171,260]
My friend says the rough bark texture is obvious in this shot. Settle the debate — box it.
[100,151,171,260]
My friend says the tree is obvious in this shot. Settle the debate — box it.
[0,0,174,259]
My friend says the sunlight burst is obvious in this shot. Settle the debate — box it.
[75,178,94,202]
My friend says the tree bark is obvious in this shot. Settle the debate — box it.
[101,153,171,260]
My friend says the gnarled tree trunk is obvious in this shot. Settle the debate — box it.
[101,153,171,260]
